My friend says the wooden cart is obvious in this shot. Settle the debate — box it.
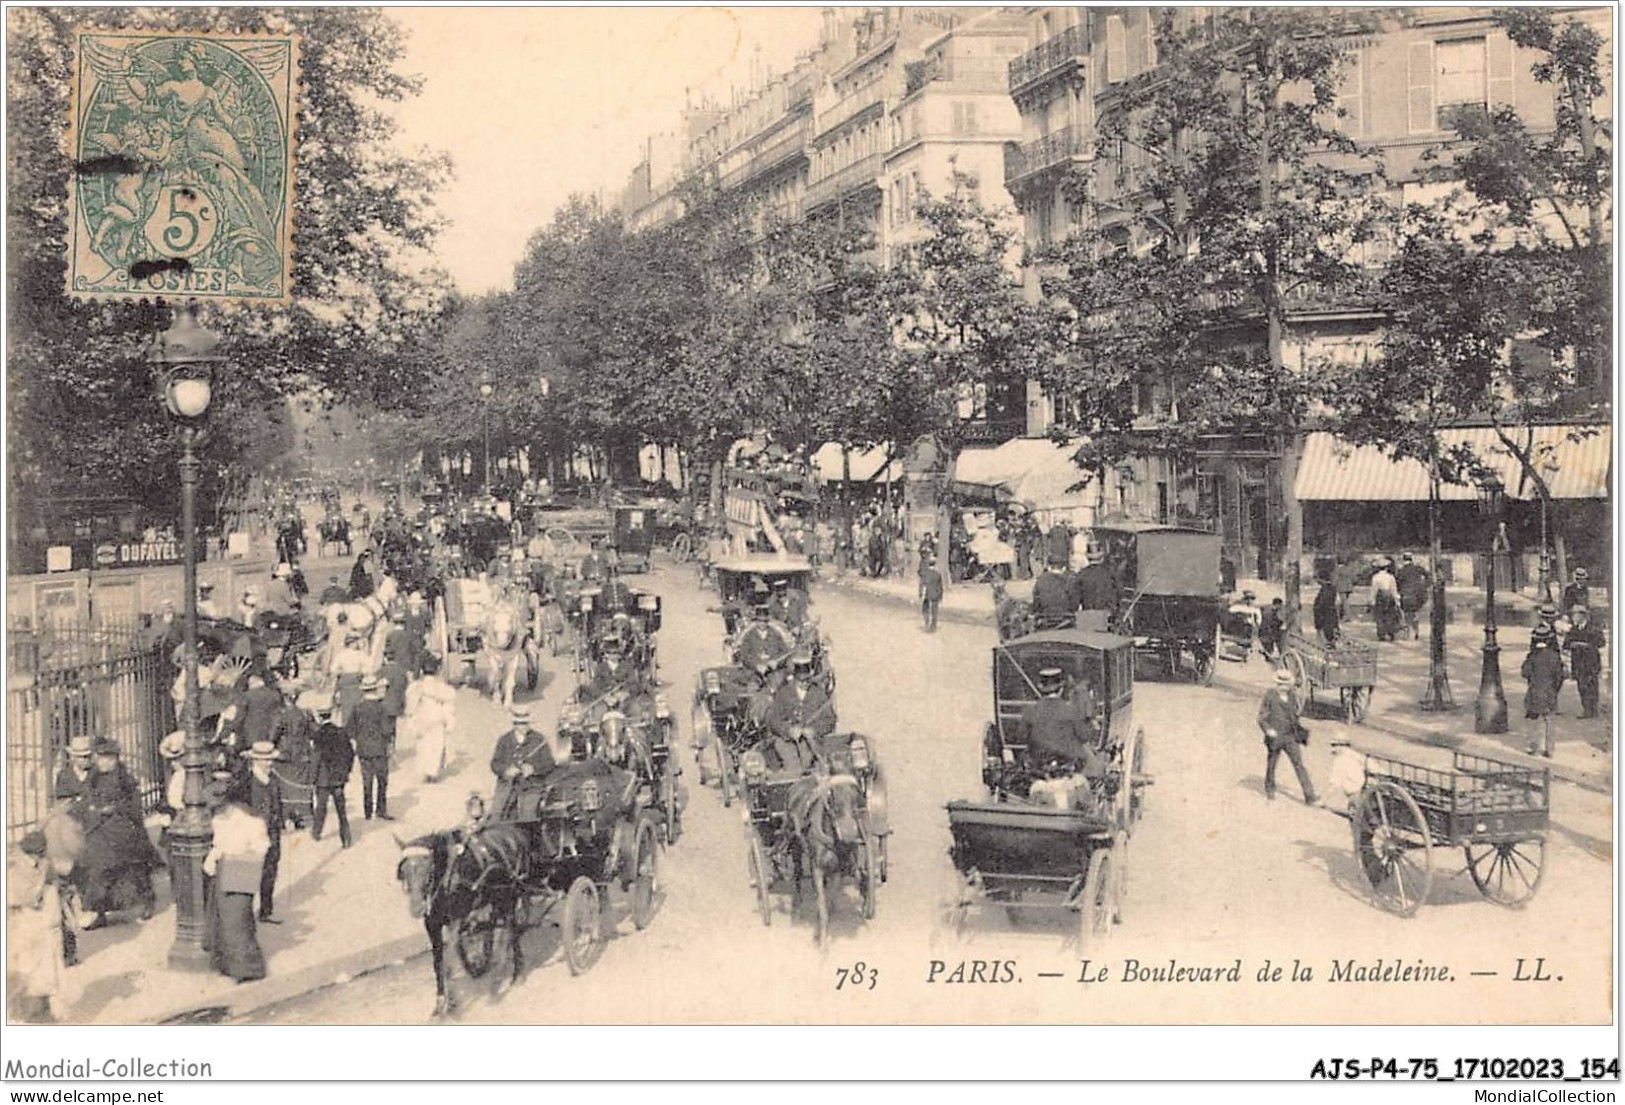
[1282,632,1376,723]
[1351,751,1549,917]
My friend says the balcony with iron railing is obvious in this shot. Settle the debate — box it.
[1007,23,1090,94]
[806,152,884,210]
[718,117,812,191]
[1004,125,1092,187]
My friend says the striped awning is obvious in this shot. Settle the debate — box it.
[1295,426,1611,502]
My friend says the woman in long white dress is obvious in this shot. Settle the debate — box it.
[407,654,457,783]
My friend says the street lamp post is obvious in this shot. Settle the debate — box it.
[148,303,222,969]
[479,381,494,494]
[1474,473,1509,734]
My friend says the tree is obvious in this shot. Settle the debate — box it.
[894,173,1041,563]
[1043,8,1386,617]
[7,8,453,525]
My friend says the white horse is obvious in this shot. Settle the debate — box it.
[481,600,529,709]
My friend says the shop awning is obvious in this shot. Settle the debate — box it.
[813,442,899,483]
[953,437,1096,509]
[1295,426,1612,502]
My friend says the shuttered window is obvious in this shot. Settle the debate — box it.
[1107,15,1127,83]
[1436,36,1488,128]
[1486,31,1516,106]
[1406,39,1435,133]
[1336,46,1365,136]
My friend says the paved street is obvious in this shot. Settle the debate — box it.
[241,560,1612,1026]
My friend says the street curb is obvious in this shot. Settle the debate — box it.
[819,573,1614,796]
[146,933,428,1024]
[1208,670,1613,796]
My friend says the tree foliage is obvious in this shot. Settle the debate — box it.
[7,7,453,518]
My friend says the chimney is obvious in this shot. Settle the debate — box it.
[821,7,837,46]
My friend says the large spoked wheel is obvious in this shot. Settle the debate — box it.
[454,902,496,979]
[670,533,693,562]
[745,827,772,926]
[1342,685,1372,724]
[1127,727,1148,831]
[662,767,681,845]
[630,819,661,930]
[1077,846,1115,951]
[1283,649,1309,697]
[1465,837,1546,908]
[1352,781,1434,917]
[561,877,605,975]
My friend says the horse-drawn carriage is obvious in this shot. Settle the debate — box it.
[945,629,1151,947]
[396,759,662,1016]
[692,558,831,805]
[738,729,887,944]
[564,696,684,845]
[1094,522,1224,685]
[432,577,538,703]
[610,503,656,574]
[316,513,352,559]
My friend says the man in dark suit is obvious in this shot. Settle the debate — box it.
[1258,669,1317,804]
[768,577,808,628]
[1073,549,1117,614]
[1031,566,1077,630]
[490,707,556,818]
[1564,605,1606,720]
[918,554,944,632]
[762,653,836,772]
[346,677,395,820]
[240,741,284,922]
[1020,667,1101,771]
[1562,568,1592,616]
[310,701,354,847]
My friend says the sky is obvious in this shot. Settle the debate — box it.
[391,6,828,295]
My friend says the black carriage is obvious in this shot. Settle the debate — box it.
[945,629,1151,947]
[565,699,684,845]
[611,503,656,574]
[737,731,887,944]
[1349,751,1548,917]
[1093,522,1224,685]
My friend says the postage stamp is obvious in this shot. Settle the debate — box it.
[65,28,298,302]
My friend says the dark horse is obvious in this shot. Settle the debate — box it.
[786,771,871,943]
[395,824,531,1018]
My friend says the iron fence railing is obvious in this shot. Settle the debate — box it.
[1005,125,1091,185]
[7,627,171,844]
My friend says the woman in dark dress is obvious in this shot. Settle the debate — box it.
[203,777,269,982]
[73,740,161,927]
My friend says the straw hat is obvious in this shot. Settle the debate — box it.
[241,740,280,762]
[66,735,94,760]
[1274,669,1297,686]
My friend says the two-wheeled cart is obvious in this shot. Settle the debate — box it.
[1282,632,1376,723]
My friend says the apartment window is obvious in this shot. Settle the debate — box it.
[1336,46,1364,136]
[1106,15,1127,83]
[951,101,980,135]
[1436,37,1488,126]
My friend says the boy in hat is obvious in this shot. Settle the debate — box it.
[347,676,394,820]
[310,699,354,847]
[1520,624,1565,757]
[241,741,284,922]
[1258,669,1318,805]
[54,735,95,803]
[1564,604,1606,721]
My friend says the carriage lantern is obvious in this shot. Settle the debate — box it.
[148,302,223,971]
[578,778,602,813]
[741,748,768,784]
[848,736,871,771]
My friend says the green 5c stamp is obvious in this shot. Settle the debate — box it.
[67,29,298,302]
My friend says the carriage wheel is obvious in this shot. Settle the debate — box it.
[1110,830,1129,925]
[1465,837,1546,908]
[525,650,539,692]
[454,902,496,979]
[1342,686,1372,725]
[812,862,831,946]
[745,827,772,926]
[671,534,693,562]
[1352,782,1434,917]
[1127,727,1148,831]
[716,739,734,808]
[877,831,890,884]
[561,877,605,975]
[630,820,661,930]
[662,767,681,845]
[1077,846,1114,951]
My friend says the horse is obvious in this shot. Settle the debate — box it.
[481,599,532,709]
[317,517,352,559]
[276,519,306,565]
[395,825,530,1018]
[785,770,869,943]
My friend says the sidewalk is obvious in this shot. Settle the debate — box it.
[37,685,514,1025]
[818,570,1613,794]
